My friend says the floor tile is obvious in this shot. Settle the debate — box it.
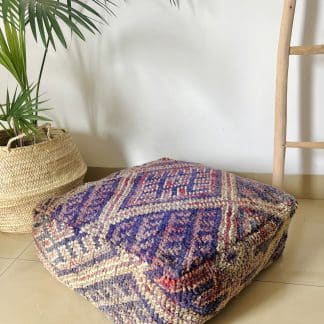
[19,242,39,261]
[0,260,110,324]
[208,281,324,324]
[257,199,324,286]
[0,258,12,275]
[0,233,32,259]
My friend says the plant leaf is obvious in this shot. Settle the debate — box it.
[0,85,51,138]
[0,0,116,50]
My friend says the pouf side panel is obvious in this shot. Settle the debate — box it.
[213,216,291,314]
[151,210,292,319]
[34,233,210,324]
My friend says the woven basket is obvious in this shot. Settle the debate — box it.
[0,125,87,233]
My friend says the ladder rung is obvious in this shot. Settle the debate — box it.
[290,44,324,55]
[286,141,324,149]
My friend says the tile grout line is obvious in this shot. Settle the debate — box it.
[0,239,34,277]
[15,240,34,260]
[0,258,16,277]
[15,240,40,262]
[0,256,15,260]
[255,279,324,288]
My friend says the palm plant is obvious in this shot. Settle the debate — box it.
[0,0,179,143]
[0,0,116,141]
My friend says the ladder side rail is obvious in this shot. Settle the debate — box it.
[273,0,297,188]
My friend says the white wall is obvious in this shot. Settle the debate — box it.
[6,0,324,174]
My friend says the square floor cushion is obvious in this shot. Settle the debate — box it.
[33,158,297,323]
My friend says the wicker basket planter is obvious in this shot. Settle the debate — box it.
[0,125,87,233]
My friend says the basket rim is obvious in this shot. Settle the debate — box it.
[0,128,69,152]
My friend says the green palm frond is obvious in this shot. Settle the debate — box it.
[0,14,27,89]
[0,85,51,138]
[0,0,116,50]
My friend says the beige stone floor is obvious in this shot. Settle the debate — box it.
[0,199,323,324]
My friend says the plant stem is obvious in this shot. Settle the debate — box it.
[35,37,50,126]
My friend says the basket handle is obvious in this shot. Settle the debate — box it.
[6,123,52,152]
[42,123,52,139]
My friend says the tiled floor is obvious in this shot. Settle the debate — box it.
[0,200,323,324]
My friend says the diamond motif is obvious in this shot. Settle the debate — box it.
[120,167,222,209]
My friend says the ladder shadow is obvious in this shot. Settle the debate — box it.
[298,0,320,192]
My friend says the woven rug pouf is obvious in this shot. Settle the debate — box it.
[33,158,297,324]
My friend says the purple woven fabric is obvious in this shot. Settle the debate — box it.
[33,158,297,323]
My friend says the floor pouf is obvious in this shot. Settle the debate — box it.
[33,158,297,324]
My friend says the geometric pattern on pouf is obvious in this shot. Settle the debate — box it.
[32,158,297,324]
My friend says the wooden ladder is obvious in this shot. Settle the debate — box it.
[272,0,324,188]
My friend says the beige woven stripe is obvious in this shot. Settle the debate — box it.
[63,253,149,289]
[101,173,139,234]
[228,173,239,245]
[218,172,231,249]
[106,196,290,226]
